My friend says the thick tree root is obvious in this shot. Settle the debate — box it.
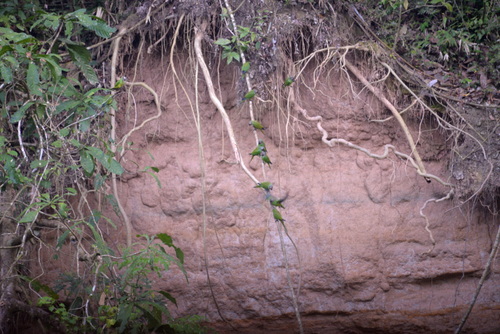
[343,59,429,182]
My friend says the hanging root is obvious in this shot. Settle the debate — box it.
[110,25,132,247]
[118,82,163,157]
[290,89,454,248]
[277,221,304,334]
[343,59,429,182]
[195,21,304,333]
[194,23,259,184]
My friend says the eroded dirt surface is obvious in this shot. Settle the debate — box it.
[92,50,500,333]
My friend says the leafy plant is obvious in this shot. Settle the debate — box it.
[365,0,499,87]
[214,10,261,64]
[41,233,198,333]
[0,3,204,333]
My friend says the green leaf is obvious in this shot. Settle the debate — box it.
[57,202,69,218]
[107,158,124,175]
[10,101,34,123]
[157,233,173,247]
[80,150,95,175]
[69,139,81,147]
[52,140,62,149]
[30,159,48,169]
[214,38,231,46]
[156,233,184,264]
[0,64,13,83]
[229,51,240,62]
[27,62,42,96]
[3,55,19,69]
[19,210,38,223]
[91,21,116,39]
[78,62,98,85]
[66,43,91,64]
[241,61,250,73]
[117,303,133,333]
[40,180,52,189]
[0,45,14,57]
[158,291,177,306]
[64,20,74,37]
[35,103,46,119]
[36,54,62,79]
[72,10,116,38]
[86,146,105,163]
[174,247,184,265]
[56,230,70,249]
[59,128,70,137]
[79,118,91,132]
[141,166,161,188]
[238,26,250,38]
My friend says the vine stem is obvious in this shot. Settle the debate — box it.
[222,0,265,176]
[277,221,304,334]
[110,25,132,247]
[455,222,500,334]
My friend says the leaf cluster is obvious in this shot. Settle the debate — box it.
[0,3,204,333]
[34,233,203,333]
[0,2,121,221]
[214,10,262,65]
[364,0,499,88]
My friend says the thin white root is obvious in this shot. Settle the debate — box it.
[292,89,452,186]
[419,191,454,253]
[118,82,163,157]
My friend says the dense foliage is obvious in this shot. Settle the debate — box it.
[360,0,499,95]
[0,1,203,332]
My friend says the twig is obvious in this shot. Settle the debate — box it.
[195,22,261,330]
[194,55,235,329]
[392,2,403,52]
[17,120,28,161]
[87,6,173,50]
[369,98,418,123]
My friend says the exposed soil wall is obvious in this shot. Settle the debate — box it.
[105,52,499,333]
